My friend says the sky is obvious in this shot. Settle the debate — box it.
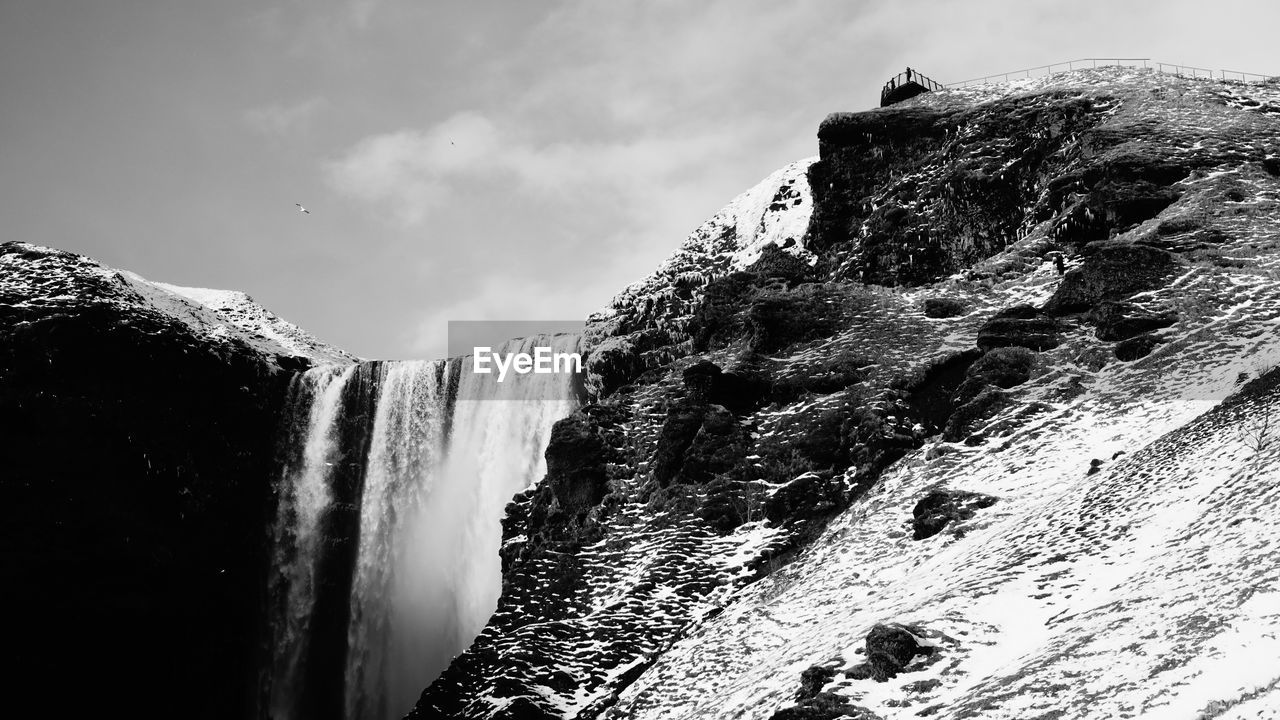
[2,0,1278,360]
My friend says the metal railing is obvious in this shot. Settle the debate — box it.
[945,58,1276,89]
[946,58,1152,87]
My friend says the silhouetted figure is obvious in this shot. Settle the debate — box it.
[906,67,914,82]
[1054,254,1065,275]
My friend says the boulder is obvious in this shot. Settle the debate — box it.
[923,297,967,318]
[845,623,934,682]
[797,664,838,701]
[912,489,999,540]
[1087,301,1177,341]
[976,305,1062,352]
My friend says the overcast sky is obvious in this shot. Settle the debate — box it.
[3,1,1277,359]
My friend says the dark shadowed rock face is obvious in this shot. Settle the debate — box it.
[944,387,1012,443]
[1115,332,1165,361]
[911,489,1000,540]
[976,305,1063,352]
[1043,242,1178,314]
[0,243,314,718]
[953,346,1036,405]
[544,414,610,516]
[1088,300,1178,341]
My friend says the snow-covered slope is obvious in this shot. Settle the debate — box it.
[605,69,1280,720]
[415,67,1280,720]
[585,158,816,396]
[593,157,818,327]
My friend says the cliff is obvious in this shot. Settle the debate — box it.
[412,67,1280,719]
[0,242,351,717]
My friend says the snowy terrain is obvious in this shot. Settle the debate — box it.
[0,242,353,365]
[605,69,1280,720]
[412,67,1280,720]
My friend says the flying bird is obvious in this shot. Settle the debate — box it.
[295,203,311,215]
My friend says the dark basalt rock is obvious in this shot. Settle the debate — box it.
[912,489,999,540]
[923,297,967,318]
[1043,242,1178,314]
[845,623,934,682]
[765,471,846,523]
[585,326,673,400]
[543,414,610,517]
[650,400,747,488]
[953,346,1036,405]
[797,663,839,701]
[896,349,984,434]
[747,286,843,353]
[769,693,883,720]
[810,94,1104,286]
[1088,300,1178,341]
[682,359,771,414]
[674,404,749,486]
[750,242,821,284]
[0,245,295,716]
[1115,333,1165,361]
[769,350,870,402]
[976,305,1063,352]
[944,387,1012,442]
[651,400,710,487]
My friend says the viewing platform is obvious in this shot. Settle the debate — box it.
[880,67,944,106]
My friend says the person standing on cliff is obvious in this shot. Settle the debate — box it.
[906,67,913,82]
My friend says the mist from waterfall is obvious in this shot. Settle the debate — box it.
[263,334,583,720]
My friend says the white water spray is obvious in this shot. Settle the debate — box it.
[266,334,582,720]
[267,364,359,720]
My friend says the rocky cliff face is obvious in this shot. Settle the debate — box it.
[0,243,350,718]
[411,68,1280,719]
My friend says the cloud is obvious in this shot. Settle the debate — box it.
[324,112,502,225]
[243,96,328,138]
[346,0,382,29]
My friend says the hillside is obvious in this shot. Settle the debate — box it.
[412,67,1280,719]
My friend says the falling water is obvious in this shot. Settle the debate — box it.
[266,364,360,720]
[264,334,583,720]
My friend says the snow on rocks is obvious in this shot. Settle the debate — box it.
[0,242,353,365]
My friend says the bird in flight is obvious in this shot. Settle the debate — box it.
[296,203,311,215]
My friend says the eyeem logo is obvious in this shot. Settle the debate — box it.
[472,345,582,382]
[447,320,587,402]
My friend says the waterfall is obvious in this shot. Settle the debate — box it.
[264,334,583,720]
[267,364,360,720]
